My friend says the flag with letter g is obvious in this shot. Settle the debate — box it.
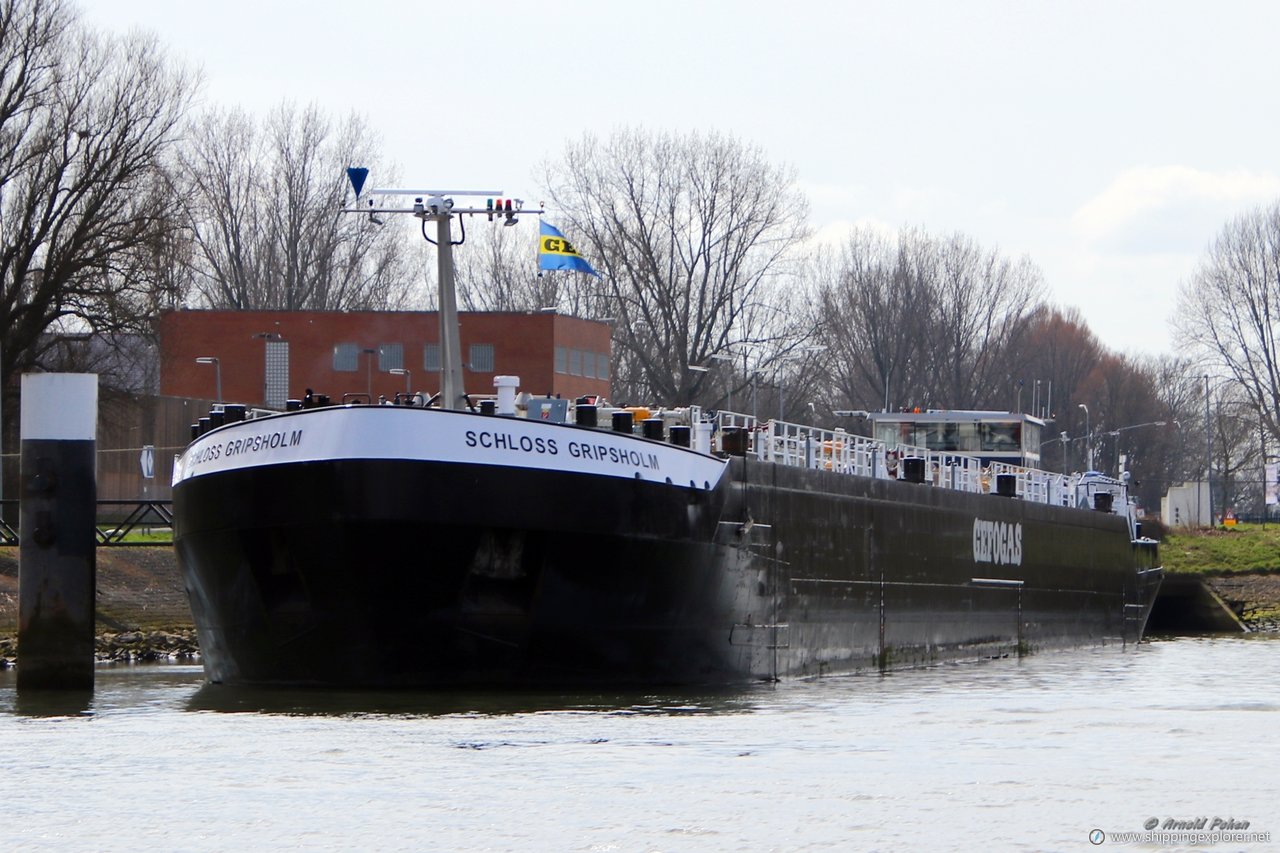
[539,221,600,277]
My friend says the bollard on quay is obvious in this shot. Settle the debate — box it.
[17,373,98,692]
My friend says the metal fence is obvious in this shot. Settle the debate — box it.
[0,499,173,546]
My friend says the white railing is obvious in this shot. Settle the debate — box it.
[713,411,1092,509]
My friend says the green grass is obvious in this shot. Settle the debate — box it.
[99,528,174,545]
[1163,523,1280,575]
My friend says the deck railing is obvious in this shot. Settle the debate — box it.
[712,411,1084,508]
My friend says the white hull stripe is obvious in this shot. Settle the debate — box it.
[173,407,729,490]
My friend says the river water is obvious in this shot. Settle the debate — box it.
[1,635,1277,852]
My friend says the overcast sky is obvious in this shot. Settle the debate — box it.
[88,1,1280,357]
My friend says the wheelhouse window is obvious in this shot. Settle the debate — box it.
[981,422,1021,453]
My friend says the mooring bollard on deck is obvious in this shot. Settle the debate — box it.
[18,373,98,691]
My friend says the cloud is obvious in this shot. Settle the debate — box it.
[1071,166,1280,253]
[794,180,865,210]
[804,216,898,249]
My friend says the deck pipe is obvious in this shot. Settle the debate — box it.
[494,375,520,416]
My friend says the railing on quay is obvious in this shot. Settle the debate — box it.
[0,499,173,547]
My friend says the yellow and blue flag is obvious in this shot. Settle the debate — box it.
[539,221,599,277]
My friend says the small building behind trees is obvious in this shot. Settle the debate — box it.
[157,309,612,407]
[1162,481,1212,529]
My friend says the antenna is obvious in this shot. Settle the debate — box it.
[339,170,544,411]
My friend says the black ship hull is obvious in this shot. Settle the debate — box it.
[172,407,1162,687]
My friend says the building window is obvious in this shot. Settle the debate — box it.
[423,343,440,372]
[568,349,581,376]
[555,347,567,374]
[469,343,495,373]
[582,350,595,379]
[378,343,403,372]
[333,342,358,372]
[597,353,609,380]
[265,340,289,408]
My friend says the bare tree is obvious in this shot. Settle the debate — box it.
[925,233,1043,409]
[1116,354,1203,506]
[1211,393,1264,516]
[540,129,810,405]
[1,0,197,395]
[179,102,410,311]
[1003,306,1103,416]
[1175,202,1280,443]
[811,229,931,413]
[812,226,1045,414]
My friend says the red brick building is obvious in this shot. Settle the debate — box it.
[158,310,612,407]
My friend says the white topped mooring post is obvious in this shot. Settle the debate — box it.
[18,373,98,691]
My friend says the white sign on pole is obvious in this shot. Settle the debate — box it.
[1266,461,1279,506]
[140,445,155,480]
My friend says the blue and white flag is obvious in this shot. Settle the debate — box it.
[539,221,599,277]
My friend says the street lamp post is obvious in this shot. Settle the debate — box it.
[1077,403,1091,471]
[1039,430,1073,473]
[1100,421,1168,476]
[1204,375,1213,527]
[688,364,710,404]
[733,342,762,421]
[1262,419,1270,528]
[363,348,377,400]
[777,346,825,421]
[195,357,221,403]
[390,367,411,394]
[708,354,734,411]
[752,371,758,422]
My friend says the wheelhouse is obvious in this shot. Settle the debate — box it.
[868,410,1045,468]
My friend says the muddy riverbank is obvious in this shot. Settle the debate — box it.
[1201,572,1280,632]
[0,546,195,668]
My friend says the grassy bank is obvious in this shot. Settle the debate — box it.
[1163,523,1280,575]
